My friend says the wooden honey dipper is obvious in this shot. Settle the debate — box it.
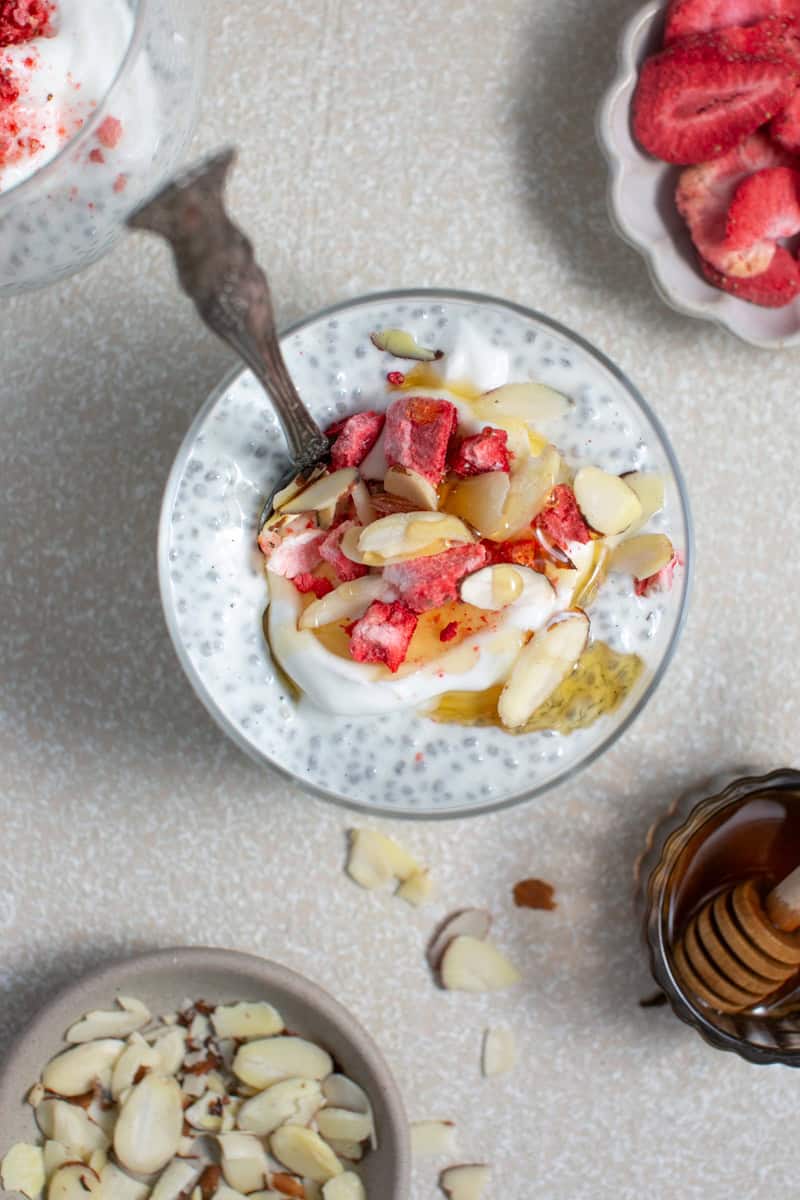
[673,866,800,1014]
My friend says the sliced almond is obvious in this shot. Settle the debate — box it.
[444,471,510,538]
[47,1163,100,1200]
[326,1140,364,1163]
[396,868,435,907]
[185,1091,225,1131]
[609,534,674,581]
[384,466,439,511]
[66,1000,150,1044]
[350,479,377,526]
[211,1001,283,1041]
[488,447,560,541]
[42,1039,124,1096]
[114,1074,183,1174]
[427,909,493,971]
[87,1149,107,1177]
[573,467,641,536]
[270,1126,343,1184]
[357,511,473,561]
[321,1173,366,1200]
[219,1132,270,1193]
[96,1161,150,1200]
[569,542,608,610]
[475,381,570,425]
[150,1159,203,1200]
[111,1035,161,1099]
[410,1121,458,1158]
[439,1164,490,1200]
[299,576,386,631]
[237,1077,324,1136]
[233,1037,333,1090]
[222,1097,242,1133]
[269,1174,306,1198]
[36,1098,109,1158]
[440,936,520,992]
[622,470,664,535]
[346,829,421,890]
[27,1083,46,1109]
[316,1108,372,1144]
[211,1188,248,1200]
[370,329,440,361]
[482,1028,516,1077]
[498,612,590,730]
[0,1143,45,1199]
[272,466,328,512]
[153,1026,187,1077]
[42,1141,68,1181]
[338,524,372,565]
[280,468,358,514]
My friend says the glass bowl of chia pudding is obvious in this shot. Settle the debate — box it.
[159,288,693,818]
[0,0,206,294]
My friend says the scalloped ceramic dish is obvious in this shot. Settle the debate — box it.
[0,946,410,1199]
[597,0,800,349]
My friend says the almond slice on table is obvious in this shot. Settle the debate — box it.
[299,576,387,631]
[270,1126,343,1183]
[498,611,590,731]
[218,1132,270,1193]
[573,467,641,536]
[440,936,520,992]
[487,446,560,541]
[609,534,674,581]
[66,997,151,1043]
[316,1107,373,1144]
[237,1077,324,1136]
[370,329,441,360]
[150,1158,203,1200]
[620,471,664,535]
[474,381,570,424]
[410,1121,458,1158]
[233,1037,333,1090]
[346,829,421,890]
[439,1164,490,1200]
[322,1173,366,1200]
[427,909,493,971]
[41,1038,124,1095]
[113,1074,183,1174]
[444,470,510,538]
[384,465,439,511]
[396,868,435,907]
[482,1028,516,1077]
[47,1163,101,1199]
[211,1001,284,1041]
[279,468,358,514]
[0,1143,45,1199]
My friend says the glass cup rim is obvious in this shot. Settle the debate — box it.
[158,286,694,820]
[0,0,150,208]
[645,767,800,1065]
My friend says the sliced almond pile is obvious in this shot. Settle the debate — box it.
[481,1028,516,1078]
[1,995,377,1200]
[370,329,441,361]
[439,1163,490,1200]
[346,829,434,906]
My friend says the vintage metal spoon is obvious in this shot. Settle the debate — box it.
[127,147,330,529]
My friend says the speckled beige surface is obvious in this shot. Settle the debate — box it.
[2,0,800,1197]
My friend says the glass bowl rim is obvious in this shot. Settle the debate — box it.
[0,0,150,208]
[158,286,695,821]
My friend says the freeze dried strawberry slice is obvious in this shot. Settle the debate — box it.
[262,528,326,578]
[633,38,796,164]
[349,600,418,672]
[676,132,795,275]
[328,410,385,470]
[319,519,367,582]
[292,573,334,598]
[534,484,591,550]
[384,395,459,485]
[635,551,684,597]
[699,243,800,302]
[0,0,53,46]
[725,165,800,255]
[382,543,489,613]
[451,427,510,477]
[664,0,800,44]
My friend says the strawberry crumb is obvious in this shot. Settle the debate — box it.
[292,574,334,599]
[113,173,127,193]
[88,148,104,164]
[439,621,459,642]
[387,371,405,386]
[97,115,123,149]
[415,751,424,763]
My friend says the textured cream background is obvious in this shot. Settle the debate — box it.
[2,0,800,1197]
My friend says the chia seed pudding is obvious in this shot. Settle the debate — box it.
[160,291,691,817]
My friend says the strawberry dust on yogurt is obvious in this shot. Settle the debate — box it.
[0,0,145,192]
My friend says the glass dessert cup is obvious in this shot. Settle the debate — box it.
[159,288,693,818]
[0,0,206,295]
[642,768,800,1065]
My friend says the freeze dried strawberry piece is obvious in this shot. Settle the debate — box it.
[439,621,459,642]
[384,395,459,485]
[0,0,53,46]
[699,243,800,302]
[328,410,385,470]
[292,573,334,598]
[725,165,800,259]
[97,116,123,149]
[319,519,367,582]
[772,84,800,146]
[534,484,591,549]
[349,600,418,672]
[676,132,795,276]
[451,426,510,477]
[262,528,326,578]
[664,0,800,44]
[635,551,685,597]
[0,67,18,107]
[633,36,797,164]
[382,543,489,613]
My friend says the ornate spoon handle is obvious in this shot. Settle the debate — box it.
[128,147,329,472]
